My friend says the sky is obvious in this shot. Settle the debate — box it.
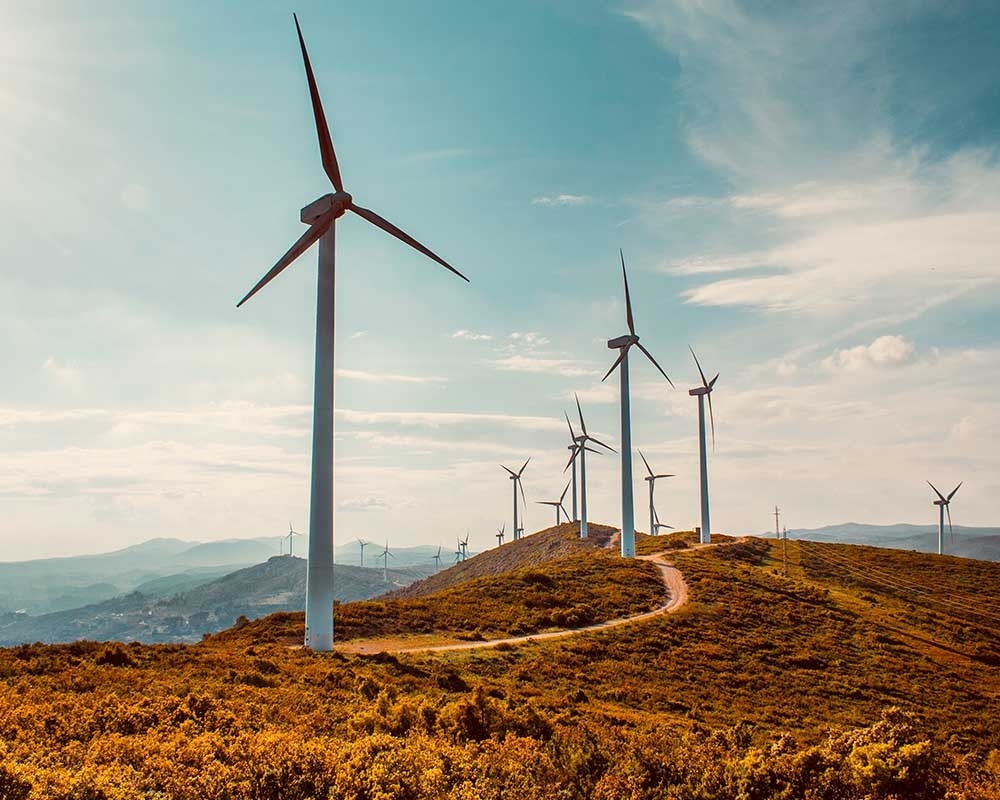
[2,0,999,560]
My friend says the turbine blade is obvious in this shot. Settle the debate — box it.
[654,473,675,479]
[564,410,577,441]
[638,449,654,478]
[575,393,587,436]
[636,343,673,387]
[518,477,527,508]
[602,347,628,382]
[586,434,616,453]
[927,481,947,503]
[563,450,576,473]
[237,215,331,307]
[519,457,531,476]
[709,373,720,389]
[293,14,343,192]
[621,249,635,336]
[560,480,570,503]
[707,390,716,452]
[583,445,603,455]
[689,345,709,389]
[946,504,953,535]
[559,502,569,519]
[500,464,517,478]
[947,481,963,501]
[350,203,468,281]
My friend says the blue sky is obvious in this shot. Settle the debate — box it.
[2,1,999,559]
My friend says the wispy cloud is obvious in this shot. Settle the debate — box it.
[531,194,593,207]
[336,368,445,384]
[452,329,493,342]
[337,408,562,432]
[492,355,595,378]
[337,495,388,512]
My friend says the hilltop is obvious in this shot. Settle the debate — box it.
[784,522,1000,561]
[0,527,998,798]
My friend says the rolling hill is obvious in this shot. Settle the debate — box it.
[784,522,1000,561]
[0,525,998,798]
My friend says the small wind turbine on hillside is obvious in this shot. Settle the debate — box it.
[500,459,530,542]
[358,539,368,568]
[927,481,962,555]
[689,347,718,545]
[773,506,780,539]
[286,524,301,557]
[638,451,673,538]
[566,395,615,539]
[653,507,673,535]
[602,252,673,558]
[431,545,442,571]
[460,532,470,560]
[496,523,505,547]
[378,540,393,583]
[536,481,571,525]
[235,15,468,652]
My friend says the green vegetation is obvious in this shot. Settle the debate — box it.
[0,533,998,798]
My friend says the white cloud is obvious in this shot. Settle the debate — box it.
[452,329,493,342]
[349,331,367,340]
[822,335,916,372]
[507,331,551,348]
[492,355,595,378]
[337,495,388,512]
[531,194,593,207]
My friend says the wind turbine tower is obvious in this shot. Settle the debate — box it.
[235,15,467,651]
[927,481,962,555]
[773,506,780,539]
[638,451,673,538]
[602,252,673,557]
[432,545,442,571]
[566,395,615,539]
[536,481,571,526]
[496,523,505,547]
[500,459,530,542]
[688,347,718,545]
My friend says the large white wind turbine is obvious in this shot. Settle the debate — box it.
[688,347,718,545]
[638,451,673,538]
[500,459,530,541]
[536,481,571,525]
[928,481,962,555]
[565,394,614,539]
[236,16,467,651]
[602,252,673,557]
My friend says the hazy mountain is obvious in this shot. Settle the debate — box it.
[783,523,1000,561]
[0,555,436,646]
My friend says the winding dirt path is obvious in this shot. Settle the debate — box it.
[337,550,688,656]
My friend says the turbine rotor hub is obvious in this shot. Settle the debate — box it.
[300,191,353,224]
[689,385,712,396]
[607,334,637,349]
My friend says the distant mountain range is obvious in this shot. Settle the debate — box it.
[0,555,436,646]
[0,537,447,615]
[782,523,1000,562]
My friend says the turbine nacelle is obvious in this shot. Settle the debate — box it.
[300,191,353,224]
[607,334,637,350]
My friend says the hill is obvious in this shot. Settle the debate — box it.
[785,522,1000,561]
[0,557,434,646]
[0,527,998,798]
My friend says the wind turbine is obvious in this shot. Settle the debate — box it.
[688,347,718,545]
[500,459,530,542]
[602,251,673,557]
[653,507,674,535]
[496,523,505,547]
[566,395,615,539]
[358,538,368,568]
[286,524,302,557]
[928,481,962,555]
[536,481,571,525]
[378,540,394,583]
[235,16,468,652]
[638,451,673,538]
[453,541,463,564]
[431,545,442,571]
[773,506,780,539]
[460,531,470,560]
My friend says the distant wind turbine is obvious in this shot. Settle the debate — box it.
[603,252,673,557]
[773,506,780,539]
[431,545,442,571]
[286,524,301,557]
[496,523,506,547]
[536,481,572,525]
[460,531,470,560]
[689,347,718,545]
[453,541,463,564]
[378,540,394,583]
[358,539,368,568]
[653,507,674,535]
[235,15,468,652]
[638,451,673,538]
[566,395,615,539]
[500,459,530,541]
[927,481,962,555]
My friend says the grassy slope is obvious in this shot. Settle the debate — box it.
[1,532,999,798]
